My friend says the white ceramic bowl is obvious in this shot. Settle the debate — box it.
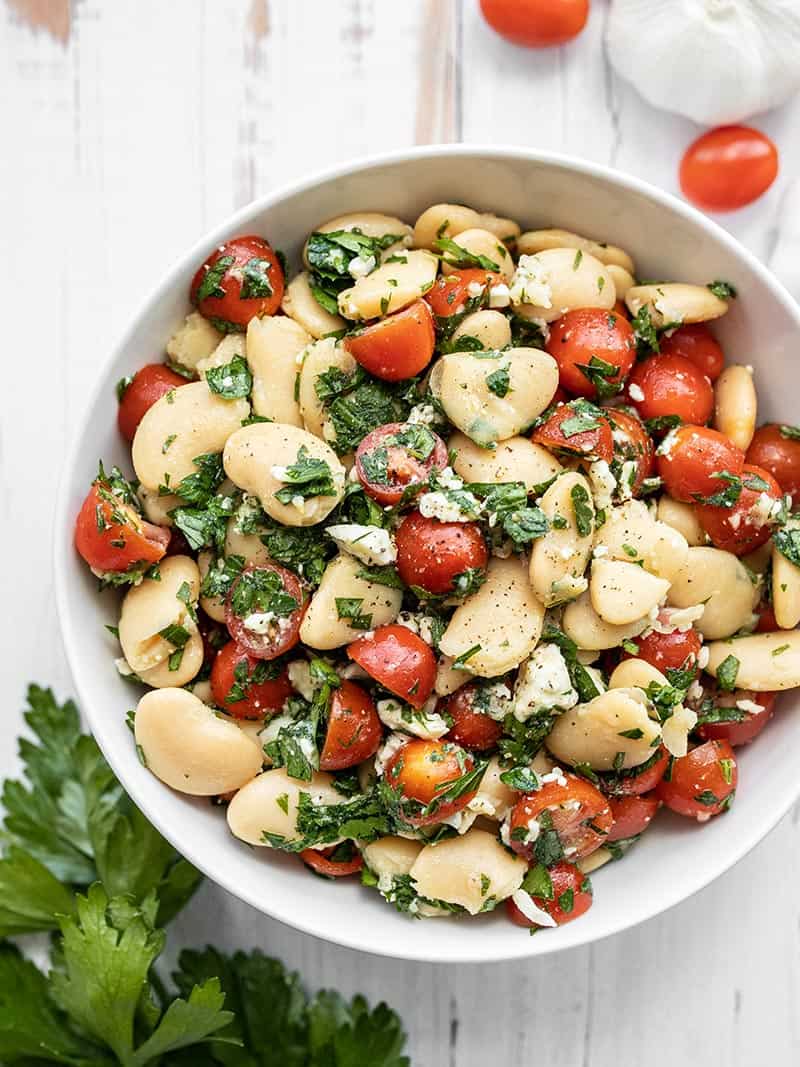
[55,146,800,962]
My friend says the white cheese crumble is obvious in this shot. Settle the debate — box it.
[271,465,290,481]
[243,611,275,634]
[589,460,616,510]
[407,403,438,426]
[287,660,315,701]
[735,698,765,715]
[511,890,557,928]
[514,645,579,721]
[488,282,511,308]
[466,280,484,298]
[697,646,710,670]
[396,611,439,647]
[650,605,705,634]
[326,523,397,566]
[592,544,609,559]
[374,731,409,776]
[628,382,645,403]
[376,697,449,740]
[348,254,376,278]
[509,254,552,308]
[539,766,569,788]
[656,427,680,458]
[618,460,638,502]
[748,491,778,527]
[418,492,470,523]
[477,681,514,722]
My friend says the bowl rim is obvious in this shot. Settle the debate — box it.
[54,143,800,963]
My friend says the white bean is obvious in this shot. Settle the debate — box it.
[435,656,473,696]
[362,836,423,878]
[517,229,635,274]
[300,554,403,649]
[451,310,512,351]
[137,632,204,689]
[165,311,221,375]
[306,212,412,261]
[471,756,517,821]
[224,516,272,567]
[595,500,689,581]
[409,829,526,915]
[412,203,482,250]
[609,657,668,691]
[668,546,757,639]
[449,431,561,491]
[297,337,357,443]
[440,228,515,279]
[512,248,616,323]
[578,848,614,875]
[704,631,800,691]
[198,550,227,623]
[195,334,245,379]
[338,250,438,321]
[625,283,728,326]
[137,485,178,528]
[531,472,594,607]
[119,555,200,674]
[590,559,670,625]
[226,767,342,846]
[656,497,706,547]
[713,364,757,451]
[247,315,310,426]
[281,271,346,338]
[562,590,649,651]
[772,525,800,629]
[546,688,660,770]
[606,264,636,300]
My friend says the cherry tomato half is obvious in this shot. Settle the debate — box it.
[355,423,448,506]
[680,125,779,213]
[75,483,169,575]
[225,562,306,660]
[546,308,636,399]
[506,861,593,928]
[756,603,778,633]
[626,352,714,426]
[191,234,284,331]
[347,624,436,709]
[597,746,670,798]
[508,775,612,861]
[746,424,800,501]
[658,324,725,382]
[531,401,614,462]
[344,300,435,382]
[424,268,501,318]
[657,425,744,503]
[209,641,292,720]
[480,0,589,47]
[300,843,363,878]
[624,613,701,674]
[117,364,187,442]
[384,738,478,827]
[395,510,488,596]
[697,690,776,748]
[441,682,504,751]
[607,794,660,843]
[656,740,737,819]
[319,680,383,771]
[606,408,655,496]
[695,463,782,555]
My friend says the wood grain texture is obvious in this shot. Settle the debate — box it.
[2,0,799,1062]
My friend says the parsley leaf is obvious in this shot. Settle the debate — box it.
[239,256,274,300]
[205,355,253,400]
[434,235,500,272]
[326,379,411,456]
[570,483,594,537]
[274,446,336,504]
[716,654,740,692]
[574,355,622,400]
[631,305,660,355]
[692,470,743,509]
[335,596,374,630]
[773,525,800,568]
[194,255,234,303]
[708,280,737,300]
[174,453,226,505]
[485,365,511,398]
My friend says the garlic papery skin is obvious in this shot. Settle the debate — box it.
[606,0,800,126]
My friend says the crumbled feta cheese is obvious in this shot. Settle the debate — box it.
[115,656,135,678]
[589,460,616,511]
[326,523,397,566]
[338,662,369,681]
[697,646,710,670]
[348,254,376,279]
[261,711,294,747]
[271,465,290,481]
[657,427,680,458]
[618,460,638,502]
[549,574,589,602]
[418,492,469,523]
[377,697,450,740]
[439,807,479,834]
[628,382,645,403]
[499,819,512,848]
[509,254,552,308]
[467,280,484,298]
[593,544,609,559]
[374,731,409,776]
[488,283,511,308]
[539,766,569,788]
[686,680,705,703]
[287,660,315,701]
[438,466,464,491]
[407,403,438,426]
[736,698,764,715]
[511,890,557,927]
[650,605,705,634]
[748,491,778,527]
[243,611,275,634]
[477,681,514,722]
[514,644,579,721]
[396,611,439,647]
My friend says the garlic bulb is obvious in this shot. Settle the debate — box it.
[607,0,800,125]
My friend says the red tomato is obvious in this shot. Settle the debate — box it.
[598,747,670,798]
[756,604,778,633]
[344,301,434,381]
[441,682,504,751]
[626,352,714,426]
[531,401,614,462]
[395,511,488,596]
[384,739,478,827]
[658,324,725,382]
[613,300,630,320]
[424,268,501,318]
[166,528,191,557]
[117,364,187,442]
[508,775,612,861]
[209,641,292,720]
[680,125,779,212]
[657,425,744,503]
[695,464,782,555]
[191,235,284,331]
[480,0,589,47]
[746,424,800,501]
[347,624,436,709]
[625,613,701,674]
[656,740,737,819]
[300,843,363,878]
[319,680,383,771]
[697,690,776,747]
[354,423,448,506]
[546,308,636,398]
[225,562,306,660]
[75,482,169,575]
[606,408,655,496]
[506,862,593,928]
[607,794,660,843]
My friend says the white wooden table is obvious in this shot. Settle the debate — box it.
[3,1,800,1061]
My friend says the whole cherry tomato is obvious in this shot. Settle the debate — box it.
[680,125,779,212]
[606,794,660,843]
[300,843,363,878]
[657,425,744,503]
[225,562,306,660]
[658,324,725,382]
[697,690,776,748]
[531,401,614,462]
[344,301,435,381]
[117,364,187,441]
[508,775,612,861]
[624,611,702,674]
[506,861,593,928]
[746,424,800,501]
[695,463,782,555]
[425,268,501,318]
[319,680,383,771]
[210,641,292,719]
[626,352,714,426]
[546,308,635,398]
[606,408,655,496]
[656,739,737,819]
[75,482,169,575]
[480,0,589,47]
[347,624,436,709]
[395,511,488,596]
[441,682,504,751]
[384,738,478,827]
[355,423,448,506]
[191,235,284,331]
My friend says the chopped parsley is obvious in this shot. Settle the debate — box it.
[205,354,252,399]
[715,654,740,692]
[274,446,336,504]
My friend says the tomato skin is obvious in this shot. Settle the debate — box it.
[319,680,383,771]
[506,862,593,928]
[746,424,800,501]
[190,235,284,330]
[756,604,778,633]
[424,268,500,318]
[656,740,737,819]
[347,624,436,709]
[300,844,363,878]
[695,463,782,555]
[607,794,660,843]
[531,402,614,462]
[355,423,448,506]
[441,683,504,751]
[509,776,612,861]
[210,641,292,720]
[344,301,435,381]
[697,690,776,747]
[546,308,636,398]
[598,747,670,798]
[117,364,187,441]
[680,125,779,212]
[384,739,477,827]
[75,483,169,574]
[395,511,488,596]
[626,352,714,426]
[224,563,306,661]
[480,0,589,47]
[625,615,701,674]
[657,425,744,503]
[658,324,725,382]
[606,408,655,495]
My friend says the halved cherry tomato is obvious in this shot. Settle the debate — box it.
[191,235,284,331]
[606,408,655,496]
[695,463,782,555]
[607,794,660,843]
[656,739,737,819]
[384,738,477,827]
[531,401,614,462]
[344,301,434,382]
[319,680,383,771]
[546,308,636,398]
[626,352,714,426]
[657,425,744,503]
[355,423,448,506]
[746,424,800,501]
[209,641,292,720]
[597,746,670,798]
[117,364,187,441]
[624,612,701,674]
[347,624,436,709]
[506,861,593,928]
[658,324,725,382]
[697,690,776,747]
[756,603,778,633]
[480,0,589,47]
[75,482,169,574]
[424,268,500,318]
[395,511,488,596]
[441,682,504,751]
[508,775,612,861]
[225,562,306,660]
[300,843,363,878]
[613,300,630,321]
[680,125,779,212]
